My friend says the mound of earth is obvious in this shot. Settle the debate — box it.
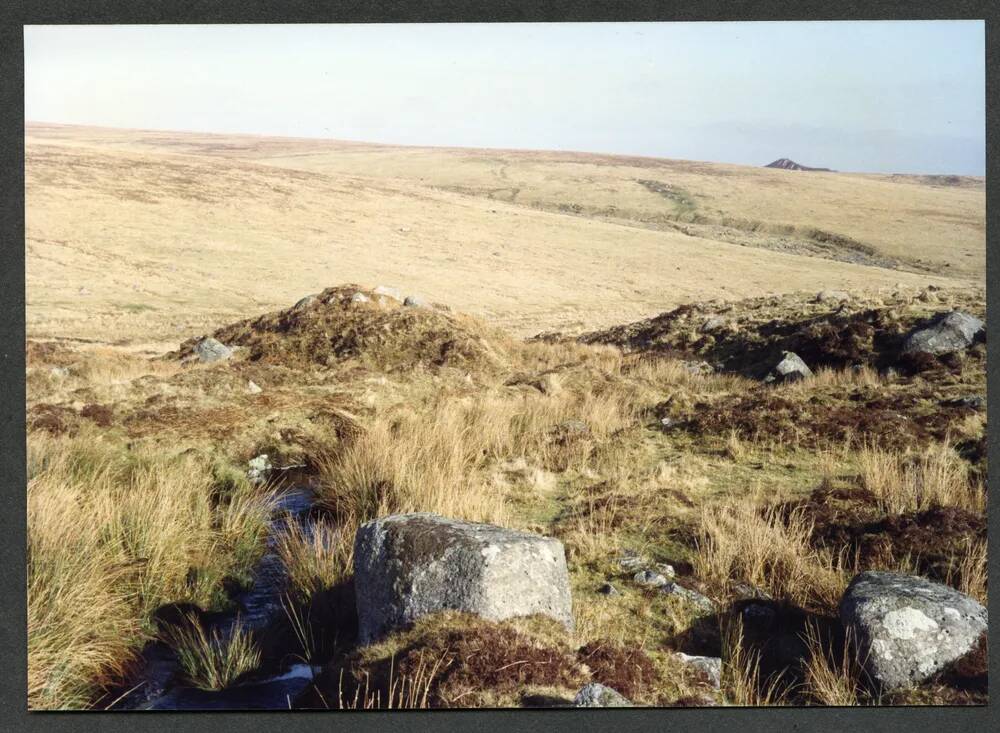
[765,158,833,172]
[174,285,512,373]
[580,288,985,378]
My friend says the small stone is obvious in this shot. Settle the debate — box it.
[941,395,985,411]
[676,653,722,690]
[573,683,632,707]
[616,552,649,571]
[660,417,678,429]
[765,351,813,383]
[403,295,427,307]
[49,366,70,379]
[701,316,727,333]
[193,337,233,363]
[661,582,715,613]
[598,583,620,596]
[247,380,263,395]
[350,292,370,304]
[247,454,272,485]
[293,294,317,309]
[633,570,669,588]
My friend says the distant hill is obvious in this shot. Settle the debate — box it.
[765,158,833,172]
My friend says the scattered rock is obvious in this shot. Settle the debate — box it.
[615,552,649,572]
[350,292,370,304]
[552,420,590,441]
[941,395,985,411]
[193,337,233,363]
[661,582,715,613]
[839,571,988,691]
[49,366,70,379]
[701,316,727,333]
[246,454,272,485]
[293,294,318,310]
[633,570,669,588]
[572,683,632,707]
[676,653,722,690]
[598,583,620,597]
[246,380,263,395]
[353,513,574,644]
[681,360,715,376]
[660,417,679,429]
[731,583,773,601]
[902,311,984,356]
[815,290,850,304]
[764,351,813,383]
[403,295,428,308]
[372,285,403,302]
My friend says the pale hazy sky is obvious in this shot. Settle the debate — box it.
[24,21,985,174]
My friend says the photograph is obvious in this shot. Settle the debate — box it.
[23,20,986,711]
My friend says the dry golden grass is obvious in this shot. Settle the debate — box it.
[801,625,870,706]
[858,440,986,514]
[694,493,847,611]
[27,431,273,709]
[720,618,790,706]
[26,123,969,348]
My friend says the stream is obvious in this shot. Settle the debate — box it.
[110,486,324,710]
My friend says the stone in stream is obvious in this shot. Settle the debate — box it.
[194,337,233,363]
[247,454,272,485]
[839,571,988,691]
[353,513,573,644]
[901,311,984,357]
[572,683,632,707]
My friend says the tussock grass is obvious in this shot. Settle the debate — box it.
[276,520,355,600]
[163,616,262,691]
[858,440,985,514]
[694,494,847,611]
[27,432,272,709]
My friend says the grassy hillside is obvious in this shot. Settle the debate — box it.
[25,123,979,352]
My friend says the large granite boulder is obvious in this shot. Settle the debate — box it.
[839,571,987,690]
[353,513,573,644]
[902,311,984,356]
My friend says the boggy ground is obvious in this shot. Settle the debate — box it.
[26,283,987,709]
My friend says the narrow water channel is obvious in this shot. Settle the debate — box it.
[111,485,323,710]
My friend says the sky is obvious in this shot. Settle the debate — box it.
[24,21,985,174]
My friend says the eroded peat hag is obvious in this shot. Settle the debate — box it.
[26,278,987,709]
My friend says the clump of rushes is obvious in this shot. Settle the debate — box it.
[163,615,261,691]
[27,430,272,709]
[276,519,354,600]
